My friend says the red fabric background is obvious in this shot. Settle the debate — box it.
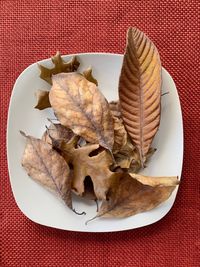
[0,1,199,266]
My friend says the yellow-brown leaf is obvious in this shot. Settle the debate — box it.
[96,174,177,218]
[129,173,179,187]
[82,67,98,86]
[49,73,114,151]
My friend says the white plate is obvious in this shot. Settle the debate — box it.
[7,53,183,232]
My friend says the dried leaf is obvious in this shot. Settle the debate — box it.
[96,174,177,218]
[109,101,121,118]
[42,121,74,146]
[114,137,138,169]
[82,176,96,200]
[38,51,80,85]
[108,101,127,153]
[20,132,72,209]
[119,27,162,166]
[129,173,179,187]
[71,146,117,200]
[48,135,118,200]
[112,116,127,153]
[49,72,114,151]
[115,141,156,172]
[34,90,51,110]
[83,67,98,86]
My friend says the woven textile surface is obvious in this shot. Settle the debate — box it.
[0,1,199,266]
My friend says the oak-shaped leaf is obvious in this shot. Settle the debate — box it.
[95,174,178,218]
[119,27,162,166]
[20,131,72,210]
[49,72,114,152]
[34,90,51,110]
[48,135,119,200]
[83,67,98,86]
[38,51,80,85]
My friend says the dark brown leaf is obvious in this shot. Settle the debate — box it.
[119,27,162,166]
[38,51,80,85]
[34,90,51,110]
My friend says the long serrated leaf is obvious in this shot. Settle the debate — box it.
[119,27,161,165]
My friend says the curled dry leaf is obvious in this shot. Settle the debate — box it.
[114,138,138,169]
[109,101,121,118]
[112,116,127,154]
[115,144,156,172]
[129,173,179,187]
[49,73,114,152]
[34,90,51,110]
[42,121,74,146]
[38,51,80,85]
[119,27,161,166]
[95,174,177,218]
[109,101,127,153]
[48,135,119,200]
[83,67,98,86]
[20,132,72,209]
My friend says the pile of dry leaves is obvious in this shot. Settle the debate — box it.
[21,27,179,221]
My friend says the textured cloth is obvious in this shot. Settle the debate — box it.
[0,1,199,266]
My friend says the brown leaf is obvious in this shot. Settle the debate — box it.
[119,27,162,166]
[71,146,117,200]
[109,101,121,118]
[114,137,138,168]
[38,51,80,85]
[21,132,72,209]
[42,121,75,146]
[115,142,156,172]
[82,176,96,200]
[96,174,177,218]
[34,90,51,110]
[49,72,114,152]
[49,135,118,200]
[112,116,127,153]
[83,67,98,86]
[108,101,127,153]
[129,173,179,187]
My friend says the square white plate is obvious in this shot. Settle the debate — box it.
[7,53,183,232]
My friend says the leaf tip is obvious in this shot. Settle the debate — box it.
[20,130,27,138]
